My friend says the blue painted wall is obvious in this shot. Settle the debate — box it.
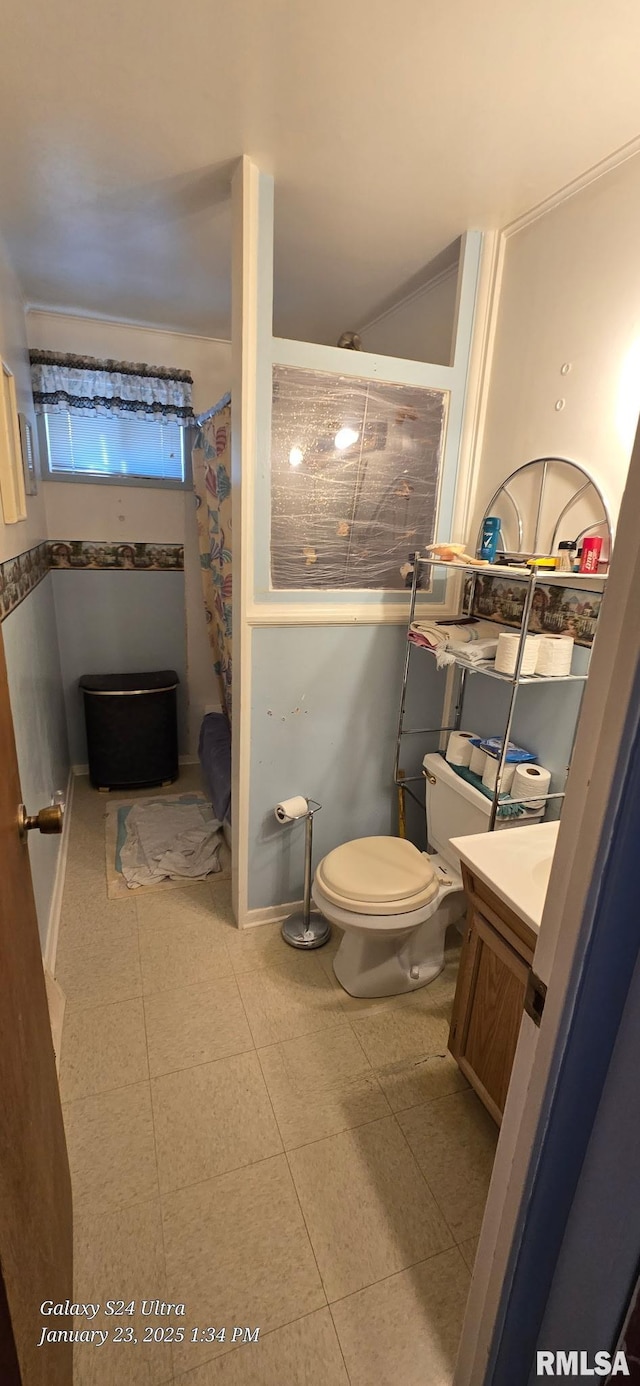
[51,570,188,766]
[248,623,444,910]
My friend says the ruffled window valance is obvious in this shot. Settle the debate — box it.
[29,350,194,426]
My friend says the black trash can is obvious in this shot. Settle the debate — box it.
[79,670,180,790]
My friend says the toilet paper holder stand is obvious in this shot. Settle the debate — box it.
[280,799,332,950]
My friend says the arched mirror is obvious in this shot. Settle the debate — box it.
[477,457,613,562]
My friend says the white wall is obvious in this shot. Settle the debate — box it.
[0,238,69,951]
[26,311,232,753]
[474,154,640,537]
[359,266,458,366]
[0,238,46,562]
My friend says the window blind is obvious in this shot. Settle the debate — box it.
[44,411,185,483]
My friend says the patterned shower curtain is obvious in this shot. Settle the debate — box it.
[192,399,232,720]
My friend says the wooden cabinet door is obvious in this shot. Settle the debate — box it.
[449,909,530,1125]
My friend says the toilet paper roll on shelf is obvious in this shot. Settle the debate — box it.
[495,632,540,678]
[275,796,309,823]
[469,744,487,777]
[445,731,478,768]
[511,763,551,809]
[482,757,516,793]
[535,635,574,677]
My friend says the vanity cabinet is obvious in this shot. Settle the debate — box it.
[448,865,536,1125]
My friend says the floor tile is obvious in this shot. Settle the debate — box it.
[174,1308,349,1385]
[376,1049,468,1113]
[144,977,254,1077]
[60,891,137,945]
[331,1247,470,1386]
[287,1116,453,1302]
[62,855,109,905]
[56,920,142,1010]
[139,908,233,995]
[258,1022,390,1150]
[222,920,289,977]
[398,1090,498,1242]
[208,876,234,926]
[350,992,452,1071]
[137,882,222,930]
[459,1236,479,1272]
[63,1081,158,1214]
[60,997,148,1102]
[237,951,346,1047]
[162,1154,326,1373]
[73,1198,170,1386]
[152,1050,282,1192]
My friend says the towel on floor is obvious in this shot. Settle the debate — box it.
[120,800,224,888]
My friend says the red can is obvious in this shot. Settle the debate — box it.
[579,536,603,573]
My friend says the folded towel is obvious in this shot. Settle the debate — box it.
[409,619,505,667]
[446,637,500,665]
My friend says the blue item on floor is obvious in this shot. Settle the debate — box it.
[198,711,231,824]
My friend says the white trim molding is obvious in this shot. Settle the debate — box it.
[503,133,640,241]
[246,596,457,627]
[241,899,305,931]
[43,767,74,975]
[357,261,459,343]
[231,157,272,928]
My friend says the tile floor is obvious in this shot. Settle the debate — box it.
[57,769,498,1386]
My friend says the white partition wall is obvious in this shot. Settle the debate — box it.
[232,157,487,925]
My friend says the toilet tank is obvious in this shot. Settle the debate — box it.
[423,752,541,872]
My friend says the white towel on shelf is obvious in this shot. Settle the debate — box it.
[409,619,505,667]
[446,636,501,665]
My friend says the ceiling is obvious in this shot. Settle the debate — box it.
[1,0,640,344]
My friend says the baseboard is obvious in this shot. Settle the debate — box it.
[43,768,74,975]
[240,899,304,930]
[72,763,89,777]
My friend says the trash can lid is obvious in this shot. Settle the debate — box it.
[79,671,180,694]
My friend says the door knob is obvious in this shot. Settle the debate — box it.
[18,803,64,839]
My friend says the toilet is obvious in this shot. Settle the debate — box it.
[312,751,543,998]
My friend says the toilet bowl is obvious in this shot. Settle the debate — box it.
[313,750,544,998]
[312,838,464,997]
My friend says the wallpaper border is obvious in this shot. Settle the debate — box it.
[0,543,49,622]
[0,540,184,622]
[48,540,184,572]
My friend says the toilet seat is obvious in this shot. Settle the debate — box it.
[315,836,439,915]
[312,877,444,933]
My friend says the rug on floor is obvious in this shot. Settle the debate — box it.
[105,792,231,898]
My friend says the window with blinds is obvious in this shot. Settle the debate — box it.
[43,411,186,485]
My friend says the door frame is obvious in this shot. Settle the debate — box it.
[455,415,640,1383]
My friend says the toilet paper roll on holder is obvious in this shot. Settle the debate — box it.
[277,798,331,950]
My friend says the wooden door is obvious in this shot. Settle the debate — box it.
[449,909,531,1125]
[0,623,73,1383]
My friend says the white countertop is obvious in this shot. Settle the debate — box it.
[451,820,560,933]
